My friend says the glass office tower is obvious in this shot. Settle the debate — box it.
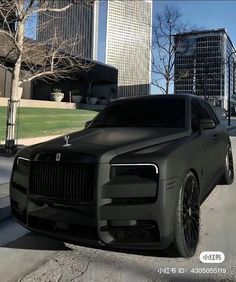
[174,29,236,109]
[105,0,152,98]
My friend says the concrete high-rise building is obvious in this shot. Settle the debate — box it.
[37,0,99,60]
[105,0,152,98]
[174,29,236,109]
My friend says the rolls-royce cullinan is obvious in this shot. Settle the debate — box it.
[10,94,234,257]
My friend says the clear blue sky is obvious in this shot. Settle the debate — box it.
[152,0,236,94]
[155,0,236,44]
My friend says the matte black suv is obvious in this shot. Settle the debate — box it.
[10,94,234,257]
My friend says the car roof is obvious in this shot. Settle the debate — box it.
[112,94,205,104]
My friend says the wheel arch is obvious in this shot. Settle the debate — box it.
[189,168,200,190]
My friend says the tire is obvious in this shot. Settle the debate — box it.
[164,172,200,258]
[220,143,234,185]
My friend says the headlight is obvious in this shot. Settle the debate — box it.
[16,157,30,173]
[110,163,158,182]
[11,157,30,194]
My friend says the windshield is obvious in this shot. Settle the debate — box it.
[90,98,186,128]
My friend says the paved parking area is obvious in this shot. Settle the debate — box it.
[0,156,14,185]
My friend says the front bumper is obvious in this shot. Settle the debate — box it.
[10,161,182,250]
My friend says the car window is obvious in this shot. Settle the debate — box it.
[191,100,201,132]
[191,99,212,132]
[90,98,186,128]
[200,101,219,124]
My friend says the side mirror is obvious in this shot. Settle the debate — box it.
[85,120,92,129]
[200,119,216,130]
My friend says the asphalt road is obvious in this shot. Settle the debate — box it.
[1,131,236,281]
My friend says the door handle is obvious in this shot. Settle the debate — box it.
[211,133,218,140]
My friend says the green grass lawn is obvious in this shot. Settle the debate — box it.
[0,107,98,141]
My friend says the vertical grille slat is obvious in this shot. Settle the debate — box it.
[74,165,78,200]
[30,162,95,203]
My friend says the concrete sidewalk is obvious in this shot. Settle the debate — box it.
[0,156,15,222]
[0,185,10,221]
[0,155,14,221]
[221,117,236,130]
[0,156,14,185]
[0,134,62,147]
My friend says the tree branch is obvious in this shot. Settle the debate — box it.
[152,4,195,94]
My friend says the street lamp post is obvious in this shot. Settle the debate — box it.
[227,51,236,126]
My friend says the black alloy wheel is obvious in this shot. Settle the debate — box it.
[220,143,234,185]
[182,173,200,254]
[166,172,200,258]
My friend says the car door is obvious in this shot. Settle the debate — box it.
[191,99,221,197]
[200,101,225,174]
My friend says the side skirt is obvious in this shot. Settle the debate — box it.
[200,169,224,205]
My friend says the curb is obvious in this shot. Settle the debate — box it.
[0,183,11,222]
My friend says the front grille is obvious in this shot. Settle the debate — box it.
[29,161,96,203]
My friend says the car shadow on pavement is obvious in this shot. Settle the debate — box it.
[73,242,176,258]
[67,241,176,258]
[106,247,172,258]
[4,232,71,251]
[4,232,176,257]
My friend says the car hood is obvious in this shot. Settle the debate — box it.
[20,127,190,163]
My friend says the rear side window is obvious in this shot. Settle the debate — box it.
[191,101,201,132]
[191,99,211,132]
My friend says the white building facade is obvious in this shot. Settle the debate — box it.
[105,0,152,98]
[37,0,99,60]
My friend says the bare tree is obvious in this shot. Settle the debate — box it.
[152,5,191,94]
[0,0,93,153]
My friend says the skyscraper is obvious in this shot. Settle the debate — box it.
[37,0,99,60]
[105,0,152,98]
[174,29,236,109]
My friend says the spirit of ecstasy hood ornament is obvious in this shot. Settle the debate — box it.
[63,135,71,147]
